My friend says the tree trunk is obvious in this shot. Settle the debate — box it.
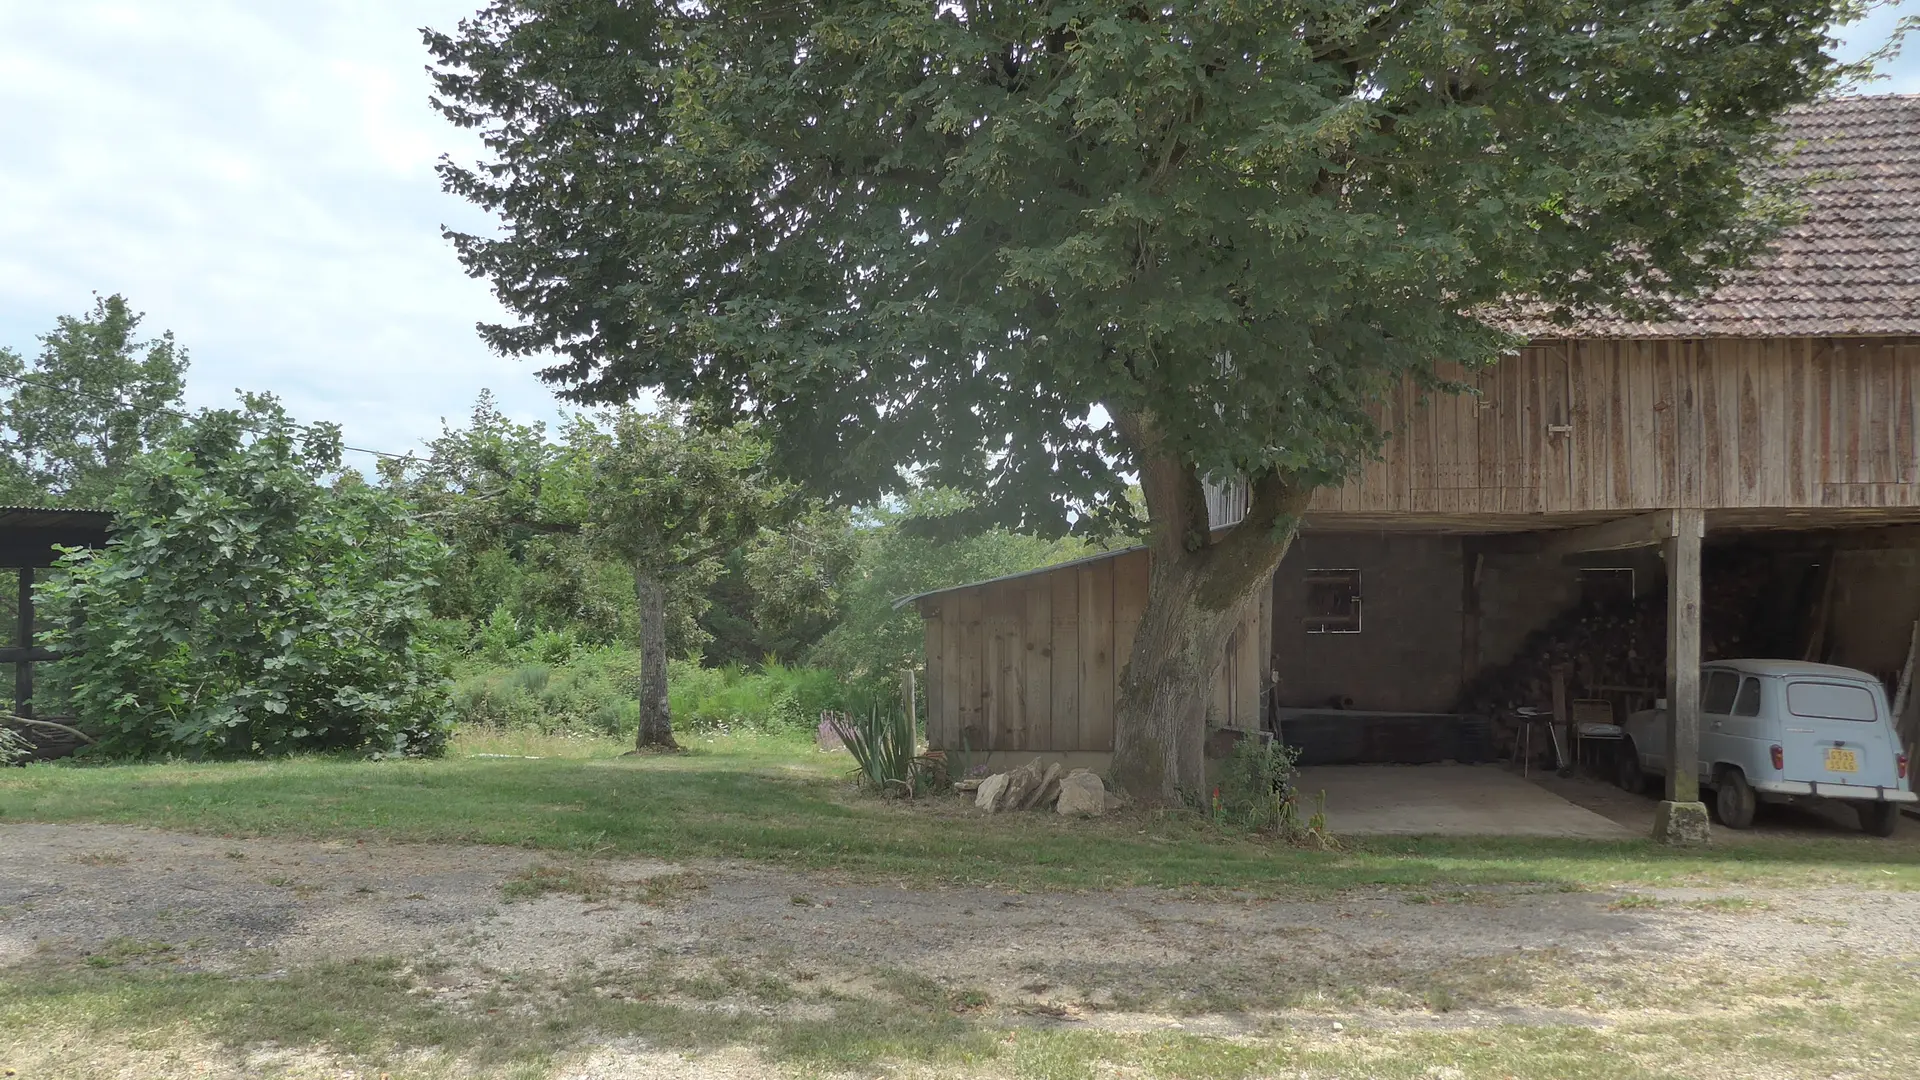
[632,569,679,750]
[1107,408,1312,804]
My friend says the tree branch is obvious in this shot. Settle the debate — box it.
[1,714,96,744]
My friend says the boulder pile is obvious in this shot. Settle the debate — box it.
[973,757,1113,816]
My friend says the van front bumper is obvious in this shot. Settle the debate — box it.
[1753,780,1918,803]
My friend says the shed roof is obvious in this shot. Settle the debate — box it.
[892,542,1142,610]
[0,505,114,568]
[1527,94,1920,339]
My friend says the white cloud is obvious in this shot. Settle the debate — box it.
[0,0,556,462]
[1,1,1915,466]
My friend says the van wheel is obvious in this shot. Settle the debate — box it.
[1860,802,1901,837]
[1715,770,1757,829]
[1616,740,1650,796]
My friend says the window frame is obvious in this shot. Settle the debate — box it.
[1302,568,1363,635]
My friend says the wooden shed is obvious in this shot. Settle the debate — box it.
[905,547,1269,767]
[908,94,1920,788]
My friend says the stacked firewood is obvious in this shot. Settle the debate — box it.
[1455,550,1791,756]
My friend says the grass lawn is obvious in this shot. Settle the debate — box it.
[3,728,1918,893]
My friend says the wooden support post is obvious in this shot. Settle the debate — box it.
[1460,544,1483,689]
[1655,509,1711,844]
[901,667,917,733]
[1664,511,1702,803]
[15,567,33,721]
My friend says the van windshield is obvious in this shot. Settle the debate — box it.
[1786,681,1878,722]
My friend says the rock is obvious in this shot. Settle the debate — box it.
[974,772,1013,812]
[996,761,1040,810]
[953,778,983,794]
[1056,769,1107,816]
[975,758,1066,812]
[1651,800,1712,845]
[1019,762,1064,810]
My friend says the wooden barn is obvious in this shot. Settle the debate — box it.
[906,94,1920,787]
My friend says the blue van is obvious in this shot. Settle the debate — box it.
[1620,660,1915,834]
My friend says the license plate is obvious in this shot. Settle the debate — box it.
[1825,748,1859,773]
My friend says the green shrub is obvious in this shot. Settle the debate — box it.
[449,644,844,738]
[1209,735,1304,834]
[40,403,451,760]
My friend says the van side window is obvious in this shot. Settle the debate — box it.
[1732,677,1762,717]
[1701,670,1741,715]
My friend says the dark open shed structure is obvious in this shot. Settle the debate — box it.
[0,506,112,719]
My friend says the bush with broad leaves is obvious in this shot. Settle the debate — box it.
[38,399,452,759]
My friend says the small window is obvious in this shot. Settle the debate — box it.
[1700,670,1740,715]
[1303,569,1361,634]
[1787,681,1878,722]
[1733,677,1762,718]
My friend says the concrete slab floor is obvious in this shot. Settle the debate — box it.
[1294,764,1636,839]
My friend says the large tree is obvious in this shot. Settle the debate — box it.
[0,293,189,506]
[428,0,1864,801]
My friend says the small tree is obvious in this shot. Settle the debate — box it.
[576,411,779,749]
[39,400,451,759]
[0,294,189,506]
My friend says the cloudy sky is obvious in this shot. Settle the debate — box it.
[2,2,1917,463]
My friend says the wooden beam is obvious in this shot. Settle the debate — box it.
[1539,510,1701,556]
[14,568,31,720]
[1665,509,1705,805]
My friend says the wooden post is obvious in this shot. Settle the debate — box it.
[1460,545,1483,689]
[901,667,917,732]
[15,567,32,720]
[1664,510,1704,806]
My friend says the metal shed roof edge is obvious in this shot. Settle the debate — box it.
[890,542,1146,610]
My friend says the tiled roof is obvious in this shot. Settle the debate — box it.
[1535,94,1920,339]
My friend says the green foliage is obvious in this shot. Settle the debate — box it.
[1208,736,1303,835]
[833,705,923,797]
[387,393,674,650]
[0,725,28,766]
[810,489,1096,694]
[450,647,643,736]
[449,645,845,737]
[428,0,1864,521]
[38,400,452,759]
[667,659,845,734]
[0,293,189,507]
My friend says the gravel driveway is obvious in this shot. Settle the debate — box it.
[5,822,1919,1078]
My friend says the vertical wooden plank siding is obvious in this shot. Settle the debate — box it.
[1232,596,1262,728]
[955,590,985,751]
[984,588,1022,749]
[940,603,962,750]
[1303,336,1920,518]
[1049,570,1081,750]
[1077,560,1115,752]
[1022,583,1052,754]
[921,609,946,748]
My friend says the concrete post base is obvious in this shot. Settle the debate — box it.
[1651,800,1711,845]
